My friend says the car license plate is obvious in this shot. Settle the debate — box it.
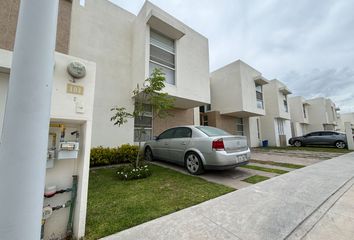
[236,154,247,163]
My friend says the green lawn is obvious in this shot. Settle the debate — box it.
[240,165,289,174]
[250,159,305,169]
[85,165,234,239]
[242,175,270,184]
[255,146,352,153]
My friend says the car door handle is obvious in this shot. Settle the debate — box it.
[164,143,169,146]
[181,142,186,145]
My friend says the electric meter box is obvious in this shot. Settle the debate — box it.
[57,142,79,159]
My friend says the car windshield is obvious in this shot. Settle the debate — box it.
[196,126,231,137]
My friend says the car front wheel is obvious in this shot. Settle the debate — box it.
[335,141,346,149]
[294,140,302,147]
[185,152,204,175]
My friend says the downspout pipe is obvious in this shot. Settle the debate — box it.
[0,1,59,239]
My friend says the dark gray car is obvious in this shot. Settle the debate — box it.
[288,131,347,149]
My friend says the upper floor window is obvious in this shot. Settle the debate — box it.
[149,30,175,85]
[255,84,263,109]
[303,104,307,118]
[283,94,288,112]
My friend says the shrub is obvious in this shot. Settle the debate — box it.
[117,144,140,164]
[90,144,140,167]
[116,164,152,180]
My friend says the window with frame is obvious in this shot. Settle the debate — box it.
[236,118,244,136]
[255,84,264,109]
[149,30,175,85]
[283,94,288,112]
[202,115,208,126]
[303,104,307,118]
[134,104,153,142]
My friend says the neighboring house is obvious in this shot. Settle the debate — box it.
[69,0,210,146]
[259,79,292,147]
[306,97,340,132]
[338,112,354,131]
[288,96,310,137]
[0,0,210,238]
[203,60,269,147]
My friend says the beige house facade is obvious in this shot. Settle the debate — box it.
[204,60,268,147]
[306,97,340,132]
[259,79,292,146]
[338,112,354,132]
[288,96,310,137]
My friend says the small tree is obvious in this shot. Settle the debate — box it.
[111,68,175,168]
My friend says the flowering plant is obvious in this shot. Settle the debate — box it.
[117,164,152,180]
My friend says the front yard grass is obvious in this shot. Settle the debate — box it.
[240,165,289,174]
[242,175,270,184]
[85,164,234,239]
[250,159,305,169]
[256,146,352,153]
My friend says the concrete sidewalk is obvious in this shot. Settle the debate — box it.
[102,152,354,240]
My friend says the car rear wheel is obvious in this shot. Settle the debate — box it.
[335,141,346,149]
[144,147,154,161]
[294,140,302,147]
[185,152,204,175]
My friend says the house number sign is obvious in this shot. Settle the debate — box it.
[67,83,84,95]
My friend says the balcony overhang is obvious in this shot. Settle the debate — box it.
[279,87,292,95]
[254,76,269,85]
[146,10,185,40]
[303,102,311,106]
[222,110,264,118]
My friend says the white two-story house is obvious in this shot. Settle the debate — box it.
[288,96,310,137]
[306,97,340,132]
[69,0,210,146]
[202,60,269,147]
[260,79,292,146]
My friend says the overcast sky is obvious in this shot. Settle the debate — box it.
[110,0,354,113]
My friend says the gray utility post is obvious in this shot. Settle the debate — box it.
[0,1,59,239]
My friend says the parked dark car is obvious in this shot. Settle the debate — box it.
[288,131,348,149]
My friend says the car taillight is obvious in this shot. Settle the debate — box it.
[212,139,224,150]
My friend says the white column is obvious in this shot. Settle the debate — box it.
[0,1,59,239]
[345,122,354,150]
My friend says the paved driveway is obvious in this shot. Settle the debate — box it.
[152,148,347,189]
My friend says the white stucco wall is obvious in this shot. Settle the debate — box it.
[0,72,9,138]
[210,60,267,116]
[0,49,96,239]
[306,97,338,132]
[338,112,354,131]
[69,0,210,147]
[288,96,309,124]
[69,0,135,147]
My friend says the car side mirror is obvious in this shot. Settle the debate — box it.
[153,136,158,140]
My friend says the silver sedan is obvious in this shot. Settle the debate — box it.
[143,126,250,175]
